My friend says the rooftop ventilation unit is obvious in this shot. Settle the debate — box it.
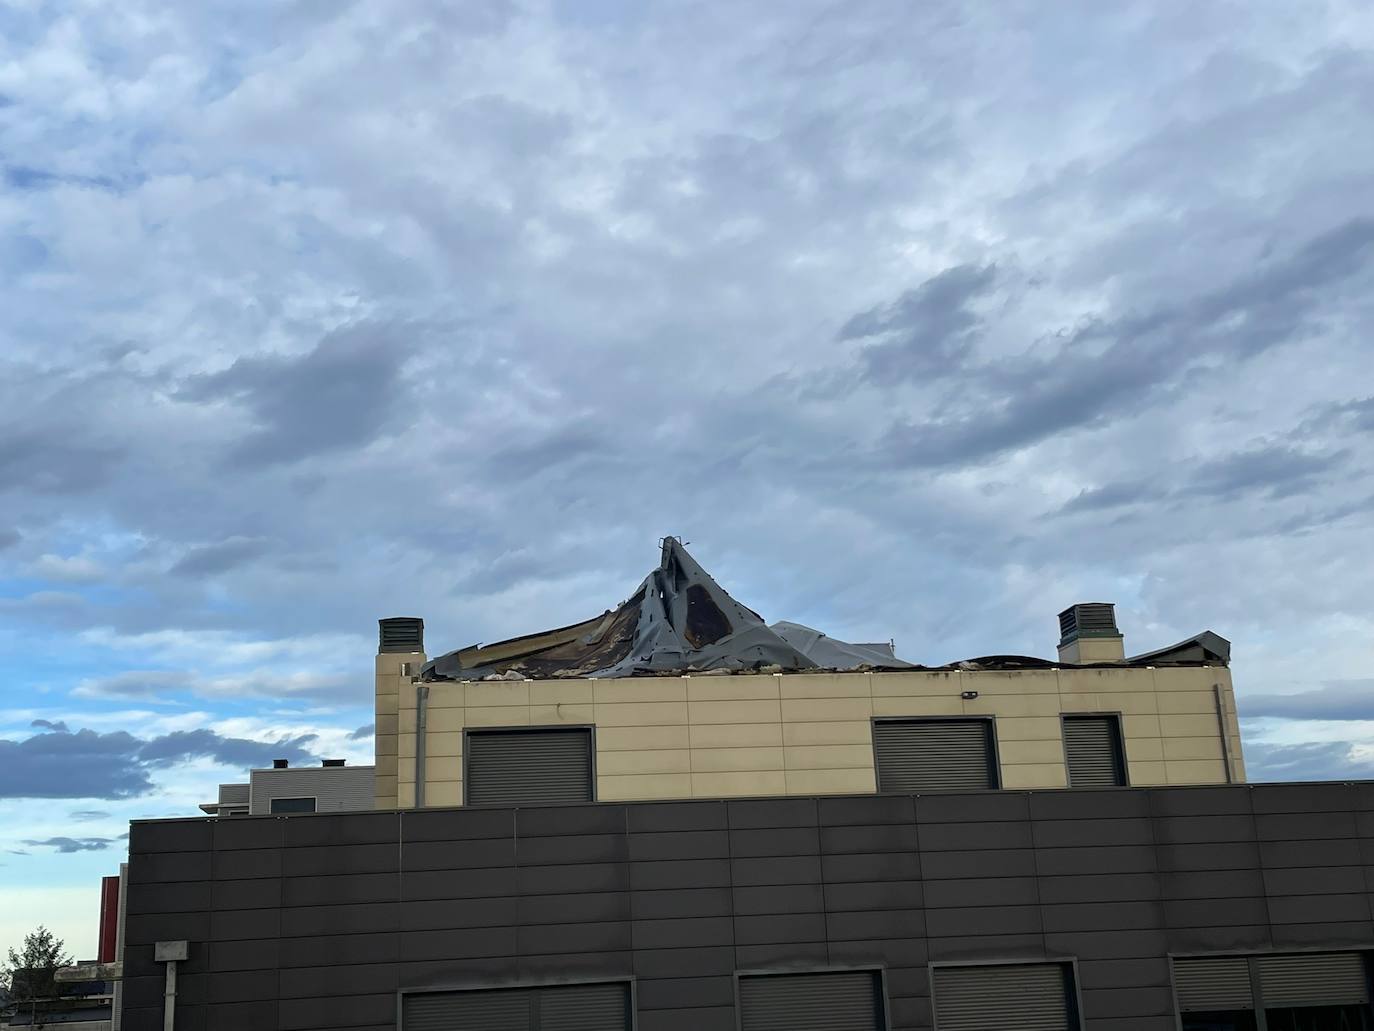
[1058,603,1118,645]
[272,759,289,769]
[322,759,346,767]
[379,616,424,653]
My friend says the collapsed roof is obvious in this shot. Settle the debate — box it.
[422,538,914,681]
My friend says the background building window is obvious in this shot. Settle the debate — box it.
[873,718,999,792]
[738,970,886,1031]
[1062,714,1128,787]
[268,796,315,814]
[464,727,594,806]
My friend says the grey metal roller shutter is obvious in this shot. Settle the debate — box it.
[540,982,632,1030]
[403,987,531,1031]
[739,971,884,1031]
[1062,715,1126,787]
[1258,952,1370,1008]
[932,963,1072,1031]
[874,720,997,792]
[465,728,593,806]
[1172,957,1254,1012]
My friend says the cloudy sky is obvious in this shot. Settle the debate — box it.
[3,0,1374,956]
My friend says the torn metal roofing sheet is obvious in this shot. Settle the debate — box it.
[423,538,916,681]
[1127,630,1231,665]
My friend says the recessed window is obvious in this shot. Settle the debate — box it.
[402,980,629,1030]
[1173,952,1373,1031]
[739,970,886,1031]
[1062,714,1127,787]
[269,796,315,814]
[873,718,998,792]
[464,727,594,807]
[933,962,1079,1030]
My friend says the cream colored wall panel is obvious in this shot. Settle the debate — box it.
[869,671,964,698]
[872,696,964,717]
[1159,714,1223,738]
[531,681,594,705]
[398,733,415,760]
[424,731,462,756]
[598,773,693,801]
[1124,714,1163,738]
[692,770,787,797]
[528,704,595,725]
[1156,691,1218,715]
[596,724,691,751]
[786,767,877,795]
[689,722,783,749]
[1000,764,1067,789]
[996,738,1067,766]
[1231,756,1247,781]
[594,701,689,727]
[782,720,873,746]
[964,671,1061,696]
[1153,666,1220,692]
[597,748,692,775]
[1056,693,1102,712]
[594,679,687,704]
[996,717,1064,741]
[378,731,400,759]
[689,699,784,726]
[1163,736,1224,761]
[463,682,531,707]
[426,781,462,807]
[424,755,461,782]
[396,781,414,807]
[1108,692,1162,716]
[780,674,872,699]
[426,685,465,709]
[1059,668,1149,694]
[375,753,397,779]
[1124,737,1164,762]
[426,708,467,734]
[1167,759,1228,784]
[376,714,399,737]
[399,708,417,734]
[691,746,785,773]
[463,706,532,728]
[376,691,400,718]
[962,693,1062,718]
[783,744,873,770]
[687,676,780,702]
[781,697,874,723]
[1128,761,1169,785]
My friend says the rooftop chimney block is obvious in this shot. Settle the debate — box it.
[379,617,424,654]
[1057,603,1125,664]
[322,759,346,767]
[272,759,289,769]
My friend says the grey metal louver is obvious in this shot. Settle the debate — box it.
[1173,957,1254,1012]
[1057,604,1117,644]
[403,983,630,1031]
[873,719,998,792]
[380,616,425,653]
[1257,952,1369,1008]
[465,728,594,806]
[933,963,1073,1031]
[739,971,884,1031]
[403,987,531,1031]
[1062,715,1127,787]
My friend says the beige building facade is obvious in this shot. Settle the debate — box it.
[374,651,1244,810]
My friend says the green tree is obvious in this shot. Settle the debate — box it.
[1,926,73,1029]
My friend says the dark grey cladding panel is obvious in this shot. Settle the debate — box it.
[733,941,829,968]
[1263,865,1368,895]
[832,938,926,971]
[1042,900,1164,933]
[819,794,915,826]
[127,879,210,914]
[1160,868,1265,899]
[915,791,1029,823]
[1044,929,1170,960]
[824,879,923,912]
[1035,844,1158,876]
[822,850,920,883]
[730,825,820,857]
[633,887,733,920]
[210,906,279,942]
[213,846,280,880]
[400,926,519,963]
[283,871,398,907]
[212,815,284,851]
[1272,922,1374,948]
[124,972,203,1008]
[1262,837,1363,867]
[208,938,280,973]
[400,897,519,932]
[1155,814,1261,843]
[403,836,514,872]
[517,860,629,895]
[515,803,626,837]
[629,830,730,862]
[279,992,395,1030]
[284,841,398,877]
[281,901,399,937]
[731,854,822,886]
[1155,840,1261,872]
[130,818,213,854]
[284,810,400,847]
[1149,786,1255,817]
[734,912,828,945]
[638,1006,736,1031]
[1268,894,1373,925]
[213,876,281,911]
[732,883,822,915]
[633,945,736,978]
[631,858,732,891]
[827,907,925,941]
[1252,782,1360,813]
[1076,957,1171,990]
[1029,788,1150,821]
[1037,872,1159,905]
[1079,985,1175,1021]
[207,1000,277,1031]
[521,948,632,984]
[403,806,515,842]
[518,832,628,865]
[727,797,819,829]
[927,931,1045,962]
[129,850,211,884]
[1255,810,1360,841]
[636,975,736,1009]
[208,969,279,1004]
[819,822,919,854]
[402,866,518,902]
[401,956,519,989]
[889,993,933,1029]
[1033,817,1155,848]
[515,920,631,954]
[917,820,1033,851]
[627,800,729,833]
[632,916,733,949]
[518,891,629,925]
[924,876,1038,908]
[919,847,1036,880]
[925,904,1042,938]
[279,962,399,999]
[1169,924,1272,954]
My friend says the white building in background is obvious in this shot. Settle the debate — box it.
[199,758,375,816]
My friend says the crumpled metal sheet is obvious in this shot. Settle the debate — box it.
[422,538,914,681]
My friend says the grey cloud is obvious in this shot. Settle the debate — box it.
[31,719,69,732]
[1239,681,1374,722]
[0,725,320,799]
[0,528,19,550]
[69,810,111,821]
[74,671,193,701]
[0,427,124,495]
[348,724,374,740]
[23,837,114,854]
[176,323,413,468]
[1245,740,1374,783]
[171,536,272,577]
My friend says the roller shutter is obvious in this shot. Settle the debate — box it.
[739,970,884,1031]
[1257,952,1369,1008]
[1062,715,1126,787]
[465,728,593,806]
[932,963,1073,1031]
[874,719,997,792]
[403,982,630,1031]
[1172,956,1254,1012]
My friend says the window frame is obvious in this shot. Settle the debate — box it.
[461,724,598,808]
[870,715,1002,793]
[733,964,891,1031]
[396,975,636,1031]
[927,956,1085,1031]
[1059,711,1129,788]
[1168,948,1374,1031]
[268,796,317,814]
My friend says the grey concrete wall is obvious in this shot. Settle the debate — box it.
[248,765,376,815]
[122,782,1374,1031]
